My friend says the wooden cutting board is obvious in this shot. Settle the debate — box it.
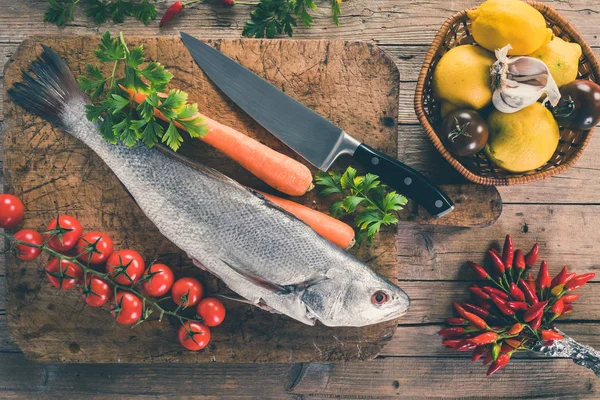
[2,36,501,363]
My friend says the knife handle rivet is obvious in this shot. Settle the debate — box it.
[404,177,412,186]
[371,157,379,165]
[435,200,443,208]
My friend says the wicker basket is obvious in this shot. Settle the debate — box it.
[414,1,600,186]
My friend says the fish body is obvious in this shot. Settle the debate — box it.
[8,46,409,327]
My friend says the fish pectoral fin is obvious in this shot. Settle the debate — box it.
[220,258,329,295]
[217,294,281,314]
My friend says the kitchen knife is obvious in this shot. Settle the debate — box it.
[180,33,454,217]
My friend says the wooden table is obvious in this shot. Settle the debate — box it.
[0,0,599,398]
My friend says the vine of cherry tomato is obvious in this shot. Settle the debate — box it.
[1,193,226,351]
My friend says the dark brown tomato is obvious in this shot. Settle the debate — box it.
[554,80,600,130]
[440,109,489,157]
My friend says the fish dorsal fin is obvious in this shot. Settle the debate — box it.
[220,258,328,295]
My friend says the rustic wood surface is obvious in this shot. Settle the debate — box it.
[0,0,599,398]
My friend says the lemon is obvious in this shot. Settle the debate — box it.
[467,0,553,55]
[485,103,559,173]
[432,45,495,110]
[530,36,582,87]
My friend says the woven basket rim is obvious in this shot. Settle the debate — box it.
[414,1,600,186]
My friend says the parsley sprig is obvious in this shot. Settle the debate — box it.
[78,31,206,151]
[44,0,157,26]
[242,0,342,38]
[315,167,408,244]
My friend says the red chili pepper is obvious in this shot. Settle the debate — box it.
[500,342,513,354]
[508,322,523,335]
[550,298,564,316]
[438,327,465,337]
[530,312,543,330]
[509,282,525,301]
[470,262,490,280]
[488,249,505,275]
[525,243,539,267]
[221,0,235,4]
[474,298,492,310]
[561,294,579,303]
[469,332,498,345]
[482,350,493,365]
[551,266,568,288]
[514,249,525,270]
[455,342,477,351]
[519,278,538,304]
[490,293,515,316]
[564,272,576,283]
[159,1,184,27]
[541,330,564,341]
[561,304,574,316]
[508,301,528,311]
[482,286,509,300]
[505,339,521,349]
[487,353,511,376]
[524,301,548,322]
[442,339,463,348]
[536,260,552,290]
[462,302,490,318]
[454,302,488,330]
[445,317,467,325]
[468,285,491,300]
[565,273,596,291]
[472,346,486,362]
[527,273,537,293]
[502,235,514,270]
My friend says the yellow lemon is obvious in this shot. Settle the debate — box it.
[485,102,559,173]
[529,36,582,87]
[432,45,495,110]
[467,0,553,55]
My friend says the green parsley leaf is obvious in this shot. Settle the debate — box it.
[331,0,341,26]
[134,0,157,24]
[79,31,206,151]
[315,167,408,244]
[85,0,108,24]
[108,0,134,23]
[47,0,157,26]
[44,0,77,26]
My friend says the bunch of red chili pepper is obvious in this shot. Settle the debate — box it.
[440,235,595,376]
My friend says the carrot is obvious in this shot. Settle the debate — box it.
[257,190,355,250]
[125,89,314,197]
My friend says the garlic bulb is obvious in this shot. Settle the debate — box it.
[491,44,561,113]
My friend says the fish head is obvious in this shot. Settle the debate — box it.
[301,268,410,327]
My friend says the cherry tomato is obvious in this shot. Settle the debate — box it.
[172,277,203,308]
[0,194,24,228]
[44,215,83,252]
[106,249,145,286]
[80,275,113,307]
[440,109,488,157]
[196,297,226,327]
[45,258,83,289]
[13,229,43,260]
[141,263,174,297]
[554,80,600,129]
[110,291,143,325]
[178,321,210,351]
[76,231,114,265]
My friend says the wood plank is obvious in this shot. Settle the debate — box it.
[0,314,19,353]
[0,0,599,46]
[0,352,595,399]
[397,203,600,280]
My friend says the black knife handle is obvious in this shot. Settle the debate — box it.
[353,144,454,218]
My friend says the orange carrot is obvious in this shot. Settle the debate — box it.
[257,190,355,250]
[126,89,313,196]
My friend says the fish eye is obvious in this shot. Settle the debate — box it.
[371,290,389,305]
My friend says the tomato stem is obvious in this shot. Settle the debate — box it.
[1,231,203,324]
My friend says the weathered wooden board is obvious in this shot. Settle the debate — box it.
[2,36,404,363]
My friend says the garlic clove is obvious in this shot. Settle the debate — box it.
[491,44,561,114]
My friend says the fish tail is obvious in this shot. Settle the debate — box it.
[8,45,85,130]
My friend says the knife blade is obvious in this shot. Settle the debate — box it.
[180,33,454,217]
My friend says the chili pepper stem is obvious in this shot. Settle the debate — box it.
[2,231,200,324]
